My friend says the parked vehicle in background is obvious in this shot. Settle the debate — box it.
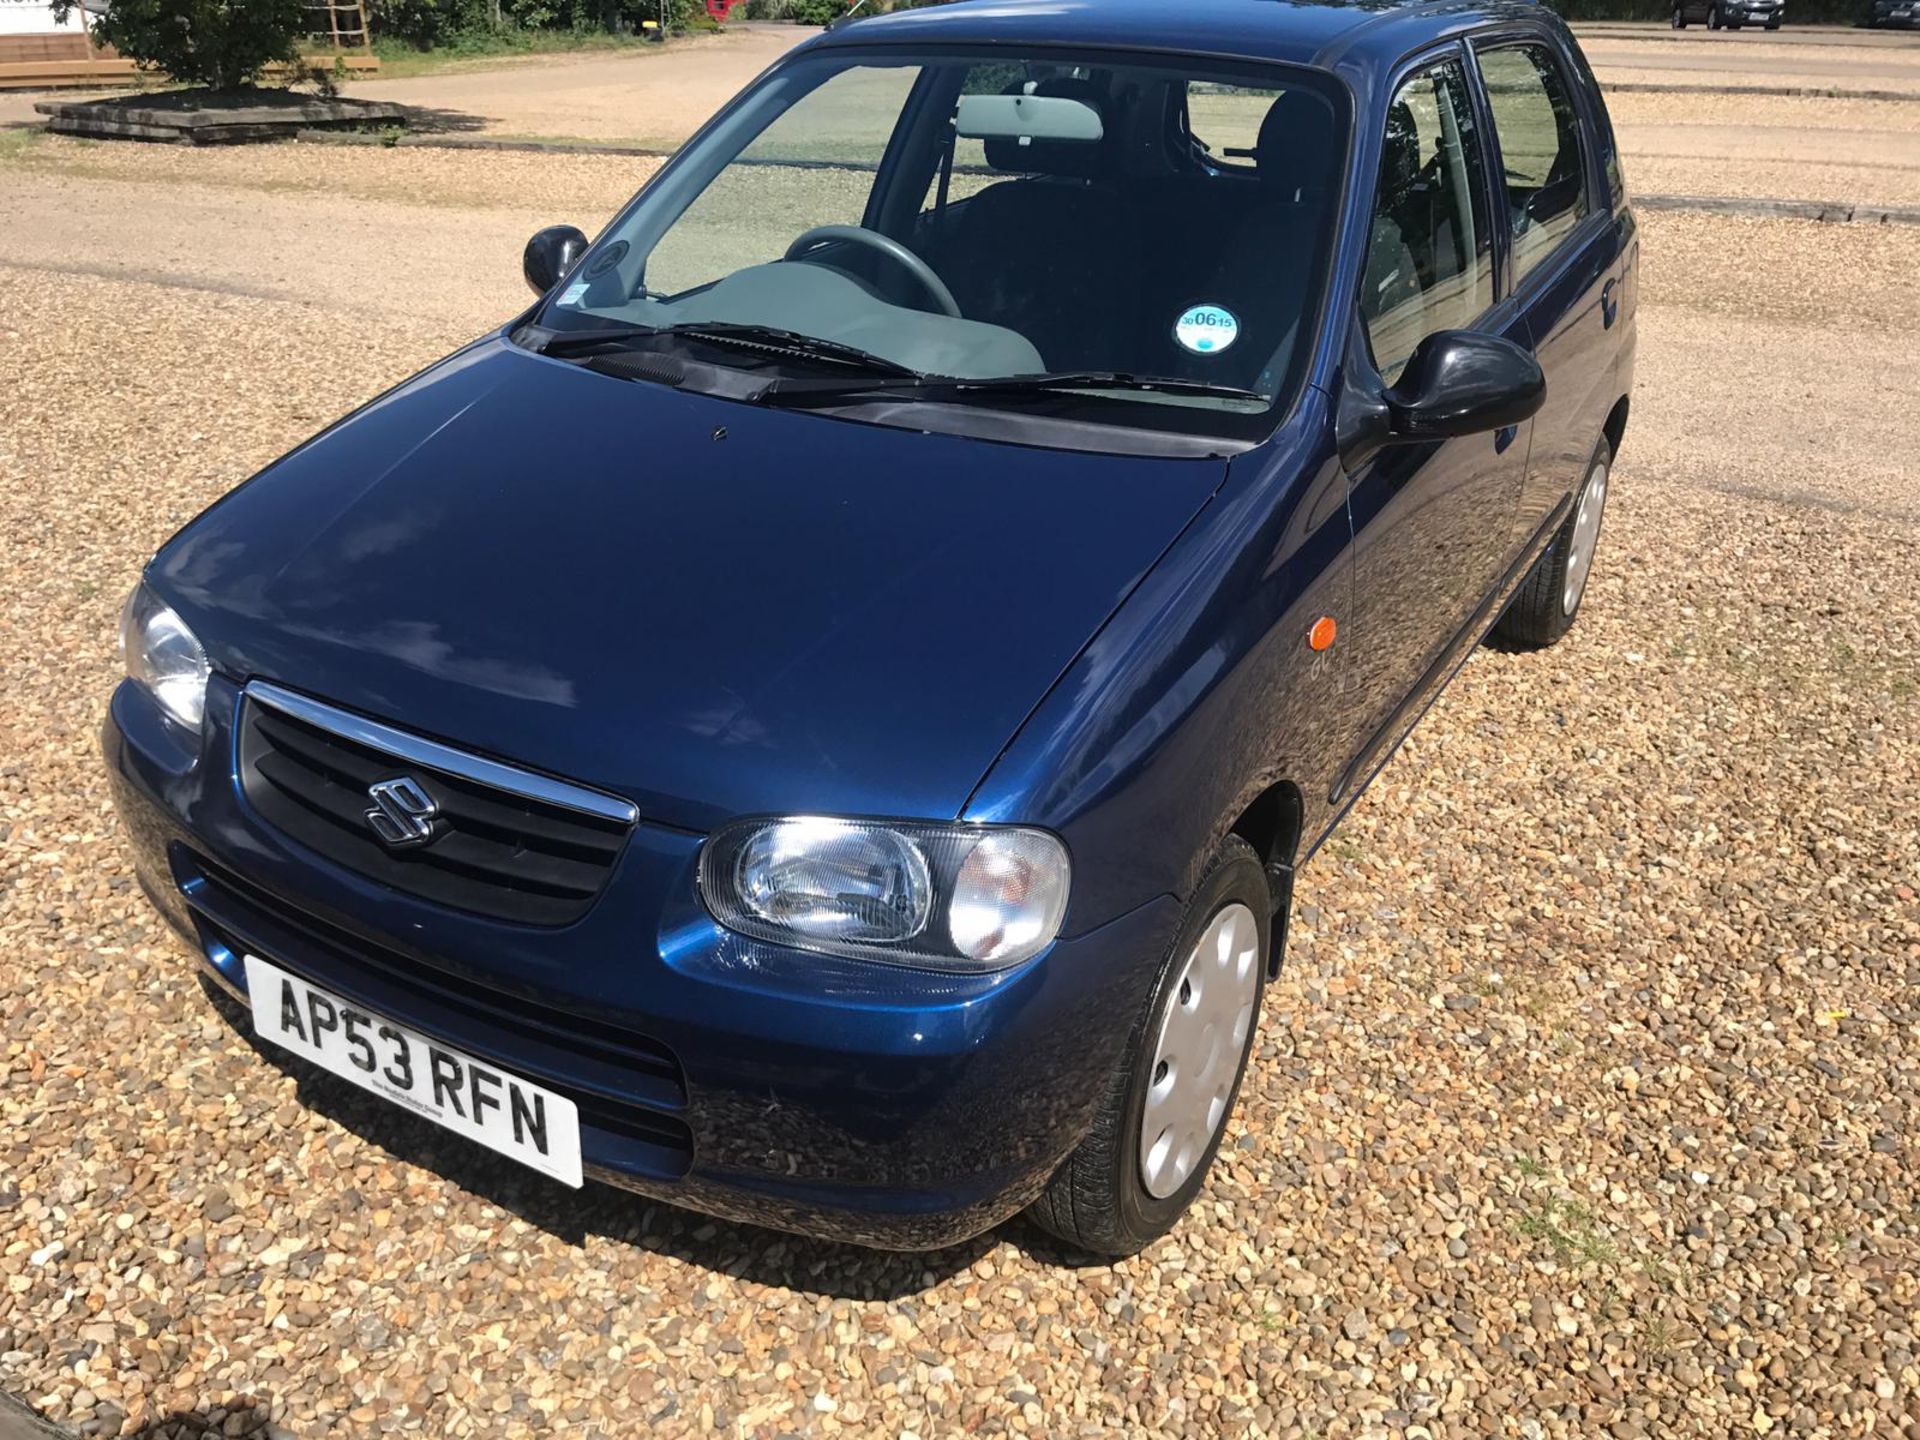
[1870,0,1920,26]
[103,0,1636,1257]
[1673,0,1784,26]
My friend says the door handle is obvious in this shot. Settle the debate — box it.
[1601,277,1619,328]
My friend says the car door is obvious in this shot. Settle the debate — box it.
[1472,34,1625,557]
[1337,49,1532,804]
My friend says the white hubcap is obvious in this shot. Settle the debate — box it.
[1562,461,1608,617]
[1138,902,1262,1200]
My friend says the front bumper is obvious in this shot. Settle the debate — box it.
[104,676,1179,1249]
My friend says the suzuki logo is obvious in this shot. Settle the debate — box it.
[365,776,439,848]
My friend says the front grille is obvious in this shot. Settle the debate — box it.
[237,684,635,926]
[182,853,694,1176]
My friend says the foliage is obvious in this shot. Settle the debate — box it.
[367,0,705,47]
[1541,0,1868,20]
[51,0,309,89]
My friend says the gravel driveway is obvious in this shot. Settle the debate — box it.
[1,114,1918,1440]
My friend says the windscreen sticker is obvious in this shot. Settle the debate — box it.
[1174,304,1240,356]
[557,280,592,307]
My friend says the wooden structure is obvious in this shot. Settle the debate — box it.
[0,1,379,91]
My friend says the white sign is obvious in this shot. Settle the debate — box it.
[0,2,87,36]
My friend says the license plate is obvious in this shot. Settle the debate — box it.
[245,955,583,1187]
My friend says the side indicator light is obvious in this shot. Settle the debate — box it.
[1308,616,1337,652]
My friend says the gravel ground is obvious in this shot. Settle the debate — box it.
[2,134,1919,1440]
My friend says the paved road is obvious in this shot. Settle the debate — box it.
[338,23,804,147]
[1,20,1916,205]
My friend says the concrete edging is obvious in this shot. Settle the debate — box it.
[286,128,1920,226]
[0,1394,70,1440]
[1605,79,1920,102]
[293,127,673,158]
[1633,191,1920,223]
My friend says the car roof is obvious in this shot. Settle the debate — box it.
[818,0,1554,72]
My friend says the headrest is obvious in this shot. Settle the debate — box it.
[982,76,1110,180]
[1255,89,1338,203]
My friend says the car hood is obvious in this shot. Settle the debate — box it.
[154,338,1227,830]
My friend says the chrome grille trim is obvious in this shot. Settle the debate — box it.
[245,681,638,826]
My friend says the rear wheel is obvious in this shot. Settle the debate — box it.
[1495,437,1612,650]
[1708,5,1723,24]
[1027,837,1271,1257]
[1672,5,1689,24]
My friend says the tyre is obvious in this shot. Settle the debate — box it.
[1765,17,1780,25]
[1708,5,1723,25]
[1027,836,1271,1257]
[1495,436,1612,650]
[1672,6,1688,24]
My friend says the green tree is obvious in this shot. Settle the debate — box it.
[52,0,310,90]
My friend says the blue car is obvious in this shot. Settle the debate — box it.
[105,0,1635,1255]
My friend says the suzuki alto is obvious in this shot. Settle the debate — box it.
[105,0,1636,1255]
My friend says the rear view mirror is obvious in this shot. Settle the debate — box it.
[523,225,590,297]
[955,92,1104,145]
[1386,330,1545,441]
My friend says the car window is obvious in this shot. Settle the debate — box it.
[1181,80,1288,170]
[1362,57,1495,385]
[1565,42,1626,208]
[536,47,1349,450]
[1477,43,1592,285]
[644,64,923,298]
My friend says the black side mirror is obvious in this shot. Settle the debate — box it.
[523,225,590,297]
[1385,330,1546,441]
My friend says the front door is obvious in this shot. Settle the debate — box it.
[1340,51,1531,800]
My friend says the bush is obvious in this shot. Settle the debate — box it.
[52,0,308,89]
[368,0,704,47]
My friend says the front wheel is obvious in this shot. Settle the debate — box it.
[1495,436,1612,650]
[1673,5,1689,24]
[1026,837,1271,1257]
[1708,5,1723,24]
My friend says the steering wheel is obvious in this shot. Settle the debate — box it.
[783,225,962,319]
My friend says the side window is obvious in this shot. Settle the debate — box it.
[1362,58,1495,385]
[1569,44,1626,208]
[1477,43,1592,285]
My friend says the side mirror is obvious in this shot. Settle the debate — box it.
[523,225,590,297]
[1385,330,1545,441]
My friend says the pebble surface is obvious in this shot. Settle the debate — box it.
[1,126,1918,1440]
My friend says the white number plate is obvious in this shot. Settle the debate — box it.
[245,955,583,1188]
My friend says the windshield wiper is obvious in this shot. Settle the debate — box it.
[760,370,1265,406]
[531,319,919,379]
[658,323,922,378]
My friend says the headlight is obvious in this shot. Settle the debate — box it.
[700,817,1070,971]
[120,583,210,731]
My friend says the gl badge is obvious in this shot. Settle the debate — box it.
[365,776,439,848]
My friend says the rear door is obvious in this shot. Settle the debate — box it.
[1471,33,1626,557]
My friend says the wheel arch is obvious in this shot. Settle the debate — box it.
[1224,779,1306,976]
[1602,394,1630,462]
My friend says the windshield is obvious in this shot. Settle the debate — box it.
[528,45,1347,447]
